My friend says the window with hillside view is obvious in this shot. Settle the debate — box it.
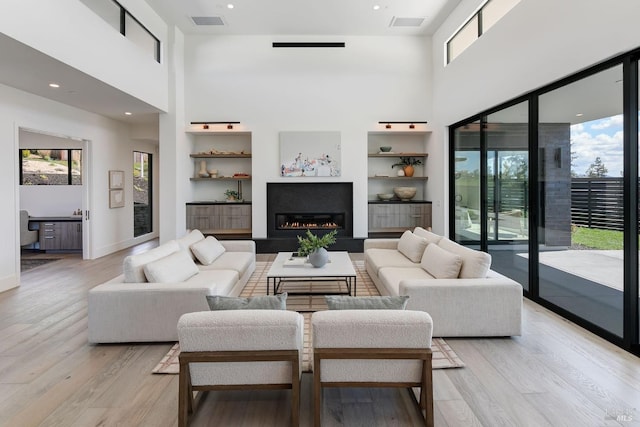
[134,151,152,237]
[20,149,82,185]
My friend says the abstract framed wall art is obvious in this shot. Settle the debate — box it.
[279,131,341,177]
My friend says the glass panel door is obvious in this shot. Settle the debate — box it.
[486,102,529,290]
[453,121,481,244]
[538,65,624,336]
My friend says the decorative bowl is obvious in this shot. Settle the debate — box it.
[379,146,392,152]
[393,186,417,201]
[377,193,394,201]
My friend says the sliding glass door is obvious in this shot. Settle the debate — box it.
[538,65,624,336]
[450,49,640,352]
[453,121,481,245]
[486,102,529,291]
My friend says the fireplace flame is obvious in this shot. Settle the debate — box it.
[280,221,339,230]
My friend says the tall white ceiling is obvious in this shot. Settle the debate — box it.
[0,1,461,126]
[146,0,462,36]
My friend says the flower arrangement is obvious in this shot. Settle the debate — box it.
[296,229,337,257]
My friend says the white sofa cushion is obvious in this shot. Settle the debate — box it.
[191,236,226,265]
[412,227,442,245]
[365,248,419,276]
[378,267,434,295]
[143,250,199,283]
[397,230,429,263]
[123,240,180,283]
[198,252,254,276]
[176,229,205,259]
[421,243,463,279]
[437,237,492,279]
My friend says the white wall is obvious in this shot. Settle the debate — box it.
[430,0,640,233]
[19,130,84,217]
[0,0,168,112]
[183,35,433,238]
[0,83,159,292]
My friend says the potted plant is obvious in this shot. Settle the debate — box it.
[296,229,338,267]
[224,189,240,202]
[391,156,422,177]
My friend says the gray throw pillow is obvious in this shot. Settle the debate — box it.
[325,295,410,310]
[206,293,287,310]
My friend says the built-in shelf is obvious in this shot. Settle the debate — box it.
[368,176,429,180]
[368,152,428,158]
[368,130,431,135]
[190,153,251,158]
[186,129,252,135]
[190,176,251,181]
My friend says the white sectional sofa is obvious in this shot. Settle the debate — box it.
[88,230,256,343]
[364,227,522,337]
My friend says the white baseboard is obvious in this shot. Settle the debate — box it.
[0,273,19,293]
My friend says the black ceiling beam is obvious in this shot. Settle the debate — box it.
[272,42,345,48]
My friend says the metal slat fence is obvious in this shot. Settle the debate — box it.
[571,178,625,231]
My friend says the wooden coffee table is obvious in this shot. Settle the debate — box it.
[267,251,357,296]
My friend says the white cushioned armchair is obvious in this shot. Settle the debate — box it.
[178,310,304,427]
[312,310,434,427]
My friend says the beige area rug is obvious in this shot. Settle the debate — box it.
[153,260,465,374]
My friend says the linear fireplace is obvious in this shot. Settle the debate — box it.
[267,182,353,238]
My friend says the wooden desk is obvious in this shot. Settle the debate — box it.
[29,216,83,251]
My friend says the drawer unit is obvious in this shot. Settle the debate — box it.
[39,221,82,251]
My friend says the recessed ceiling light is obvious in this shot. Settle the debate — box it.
[227,3,234,9]
[49,83,60,88]
[125,112,132,116]
[373,5,380,10]
[576,113,583,117]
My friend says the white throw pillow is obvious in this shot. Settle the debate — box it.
[123,240,180,283]
[437,237,492,278]
[176,229,205,260]
[412,227,442,245]
[420,243,463,279]
[143,250,199,283]
[397,230,429,263]
[191,236,226,265]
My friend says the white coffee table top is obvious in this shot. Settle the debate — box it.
[267,251,356,278]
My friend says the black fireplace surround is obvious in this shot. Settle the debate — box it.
[267,182,353,238]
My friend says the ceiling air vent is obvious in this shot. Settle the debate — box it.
[389,17,425,27]
[191,16,225,26]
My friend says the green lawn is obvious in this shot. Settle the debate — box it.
[571,226,623,250]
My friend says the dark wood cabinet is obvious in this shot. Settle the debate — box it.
[368,202,432,233]
[186,203,251,236]
[39,220,82,251]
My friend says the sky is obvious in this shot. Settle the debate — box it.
[570,114,624,177]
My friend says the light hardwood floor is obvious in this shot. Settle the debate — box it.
[2,243,640,426]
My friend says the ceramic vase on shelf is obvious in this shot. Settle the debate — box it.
[397,169,405,177]
[308,247,329,268]
[403,165,415,177]
[198,160,209,177]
